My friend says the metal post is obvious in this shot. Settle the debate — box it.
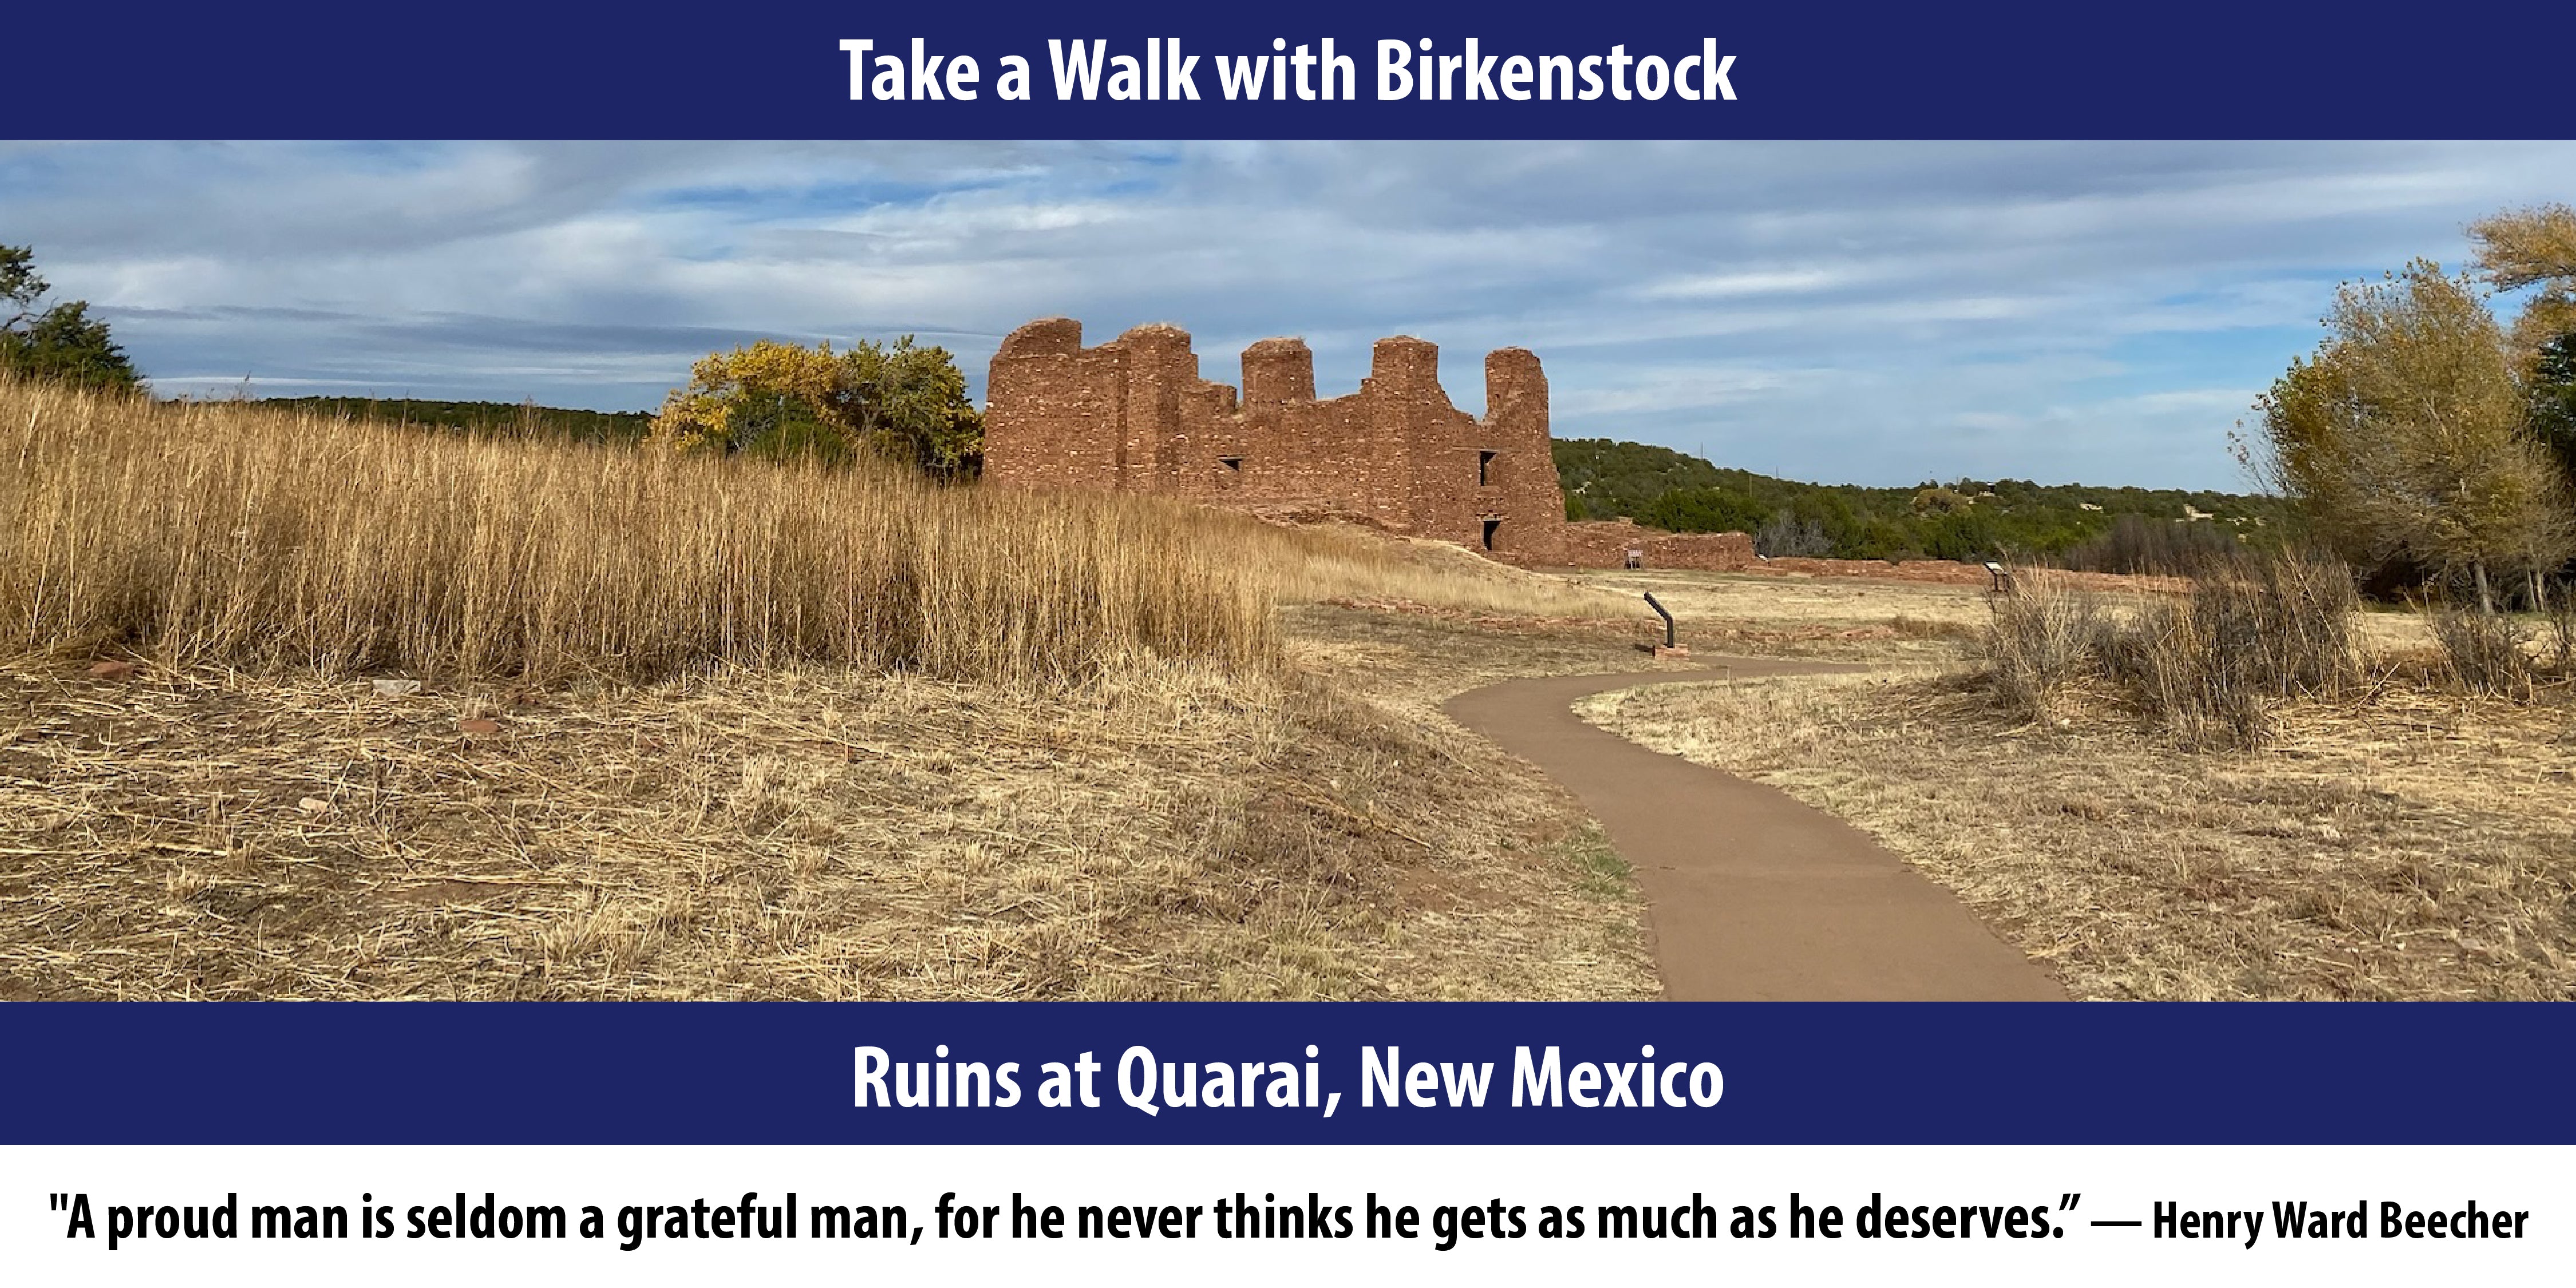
[1643,592,1676,648]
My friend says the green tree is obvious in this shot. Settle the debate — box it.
[1,245,141,393]
[2246,260,2574,610]
[649,335,982,477]
[1641,485,1769,535]
[2531,330,2576,488]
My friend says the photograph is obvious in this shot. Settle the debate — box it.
[7,139,2571,1006]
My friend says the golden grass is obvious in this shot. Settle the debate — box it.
[1274,528,1631,621]
[0,381,1655,1001]
[1577,570,2576,1000]
[1575,568,1993,660]
[2,381,1621,687]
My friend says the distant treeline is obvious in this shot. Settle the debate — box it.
[249,397,654,447]
[1554,437,2295,572]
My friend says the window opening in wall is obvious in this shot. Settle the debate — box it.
[1219,456,1242,472]
[1477,449,1497,487]
[1482,519,1502,551]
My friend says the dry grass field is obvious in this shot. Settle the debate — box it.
[0,382,1656,1001]
[14,382,2570,1003]
[1579,571,2576,1001]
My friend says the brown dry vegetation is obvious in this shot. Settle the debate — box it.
[3,383,1629,683]
[0,382,1654,1001]
[1579,573,2576,1001]
[1568,568,1994,661]
[0,651,1655,1001]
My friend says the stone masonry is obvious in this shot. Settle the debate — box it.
[983,318,1567,560]
[983,316,1803,574]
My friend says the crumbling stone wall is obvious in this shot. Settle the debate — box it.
[985,318,1567,560]
[1545,519,1756,571]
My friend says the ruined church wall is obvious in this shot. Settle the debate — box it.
[983,317,1575,556]
[985,318,1806,575]
[1476,347,1566,562]
[983,319,1131,491]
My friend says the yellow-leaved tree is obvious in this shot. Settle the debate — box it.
[649,335,983,477]
[2470,203,2576,361]
[2245,259,2573,610]
[2471,204,2576,536]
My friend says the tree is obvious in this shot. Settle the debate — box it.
[2471,205,2576,489]
[1641,485,1768,536]
[2469,203,2576,361]
[648,335,982,477]
[2245,260,2574,610]
[1753,509,1832,558]
[2531,330,2576,487]
[0,244,141,393]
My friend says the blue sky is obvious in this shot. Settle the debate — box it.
[3,140,2569,490]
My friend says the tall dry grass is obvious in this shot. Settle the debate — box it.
[3,381,1615,684]
[1984,554,2361,749]
[1982,573,2100,721]
[6,382,1288,683]
[2425,607,2538,700]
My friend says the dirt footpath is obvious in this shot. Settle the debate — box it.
[1446,662,2064,1001]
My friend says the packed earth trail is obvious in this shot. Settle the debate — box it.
[1445,663,2064,1001]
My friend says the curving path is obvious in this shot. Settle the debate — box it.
[1446,661,2063,1001]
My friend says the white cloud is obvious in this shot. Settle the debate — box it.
[1634,268,1848,299]
[8,140,2574,488]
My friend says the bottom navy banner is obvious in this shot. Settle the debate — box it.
[0,1001,2567,1145]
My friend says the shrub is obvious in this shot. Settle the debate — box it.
[2107,598,2269,751]
[2428,606,2537,698]
[2548,582,2575,674]
[2060,512,2249,576]
[1981,573,2100,721]
[1984,551,2360,749]
[1753,509,1832,558]
[2105,553,2358,749]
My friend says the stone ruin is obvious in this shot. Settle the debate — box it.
[982,317,1757,571]
[983,317,1567,559]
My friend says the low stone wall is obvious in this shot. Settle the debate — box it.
[1744,557,2191,594]
[1546,519,1755,571]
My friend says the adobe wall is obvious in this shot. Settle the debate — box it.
[1544,519,1757,571]
[985,318,1566,560]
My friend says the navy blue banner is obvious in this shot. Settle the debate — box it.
[3,1002,2567,1145]
[14,2,2575,140]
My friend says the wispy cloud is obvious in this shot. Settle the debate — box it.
[5,140,2570,488]
[1634,268,1849,299]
